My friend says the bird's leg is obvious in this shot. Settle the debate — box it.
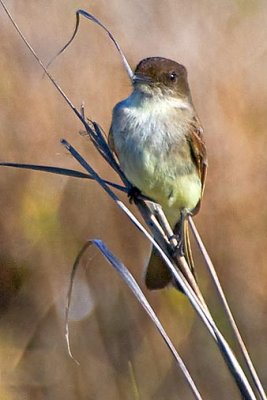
[172,208,192,257]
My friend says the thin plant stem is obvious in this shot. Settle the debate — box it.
[189,217,266,400]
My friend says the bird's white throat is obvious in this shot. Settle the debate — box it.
[125,88,192,115]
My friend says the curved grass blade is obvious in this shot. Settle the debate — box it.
[65,238,203,400]
[47,9,133,80]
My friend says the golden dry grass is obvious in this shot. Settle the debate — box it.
[0,1,267,399]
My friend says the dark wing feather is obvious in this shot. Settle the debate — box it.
[187,116,208,213]
[108,125,116,154]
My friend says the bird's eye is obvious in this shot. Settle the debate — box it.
[169,71,177,81]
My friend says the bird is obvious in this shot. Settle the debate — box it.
[108,56,207,289]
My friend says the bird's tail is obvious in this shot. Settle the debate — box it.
[145,219,195,290]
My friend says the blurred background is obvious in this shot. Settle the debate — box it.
[0,0,267,398]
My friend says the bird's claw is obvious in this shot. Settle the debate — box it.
[170,234,185,257]
[128,186,142,204]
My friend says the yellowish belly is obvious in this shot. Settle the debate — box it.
[123,150,201,227]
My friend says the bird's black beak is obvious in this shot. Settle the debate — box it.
[132,74,152,84]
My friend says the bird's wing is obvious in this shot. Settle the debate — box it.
[108,125,116,154]
[187,116,208,213]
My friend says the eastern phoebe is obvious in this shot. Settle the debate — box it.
[109,57,207,289]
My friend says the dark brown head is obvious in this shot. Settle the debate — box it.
[133,57,191,98]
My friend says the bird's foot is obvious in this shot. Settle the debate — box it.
[171,208,193,257]
[127,186,142,204]
[169,234,185,257]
